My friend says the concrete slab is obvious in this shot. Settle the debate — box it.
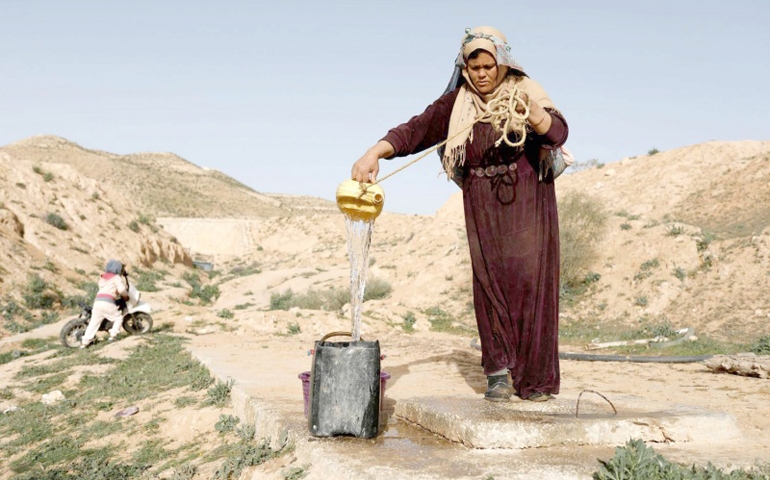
[187,334,759,480]
[191,341,612,479]
[395,394,743,449]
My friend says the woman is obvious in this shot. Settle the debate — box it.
[352,26,568,402]
[80,259,129,348]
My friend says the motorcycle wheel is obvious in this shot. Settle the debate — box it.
[122,312,153,335]
[60,318,88,348]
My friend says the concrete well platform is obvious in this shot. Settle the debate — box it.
[188,334,759,480]
[395,393,742,449]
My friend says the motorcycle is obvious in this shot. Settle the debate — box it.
[60,274,153,348]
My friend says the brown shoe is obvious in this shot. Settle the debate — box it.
[527,392,552,402]
[484,374,513,402]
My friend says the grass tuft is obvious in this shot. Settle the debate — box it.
[205,379,235,407]
[594,438,770,479]
[558,192,608,304]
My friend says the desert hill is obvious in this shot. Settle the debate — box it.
[159,139,770,346]
[0,137,193,335]
[555,141,770,341]
[1,135,290,218]
[1,135,769,347]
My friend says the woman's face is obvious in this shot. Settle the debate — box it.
[466,51,499,94]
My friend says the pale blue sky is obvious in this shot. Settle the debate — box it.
[2,1,768,214]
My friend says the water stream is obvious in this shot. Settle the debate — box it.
[344,216,374,341]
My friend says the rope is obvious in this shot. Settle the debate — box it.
[487,87,529,148]
[367,85,530,188]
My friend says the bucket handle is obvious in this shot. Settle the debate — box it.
[319,331,358,342]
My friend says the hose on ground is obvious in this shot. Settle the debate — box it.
[469,338,713,363]
[557,352,713,363]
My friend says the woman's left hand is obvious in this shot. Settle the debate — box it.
[515,91,531,116]
[519,92,551,133]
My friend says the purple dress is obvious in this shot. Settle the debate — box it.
[382,87,568,399]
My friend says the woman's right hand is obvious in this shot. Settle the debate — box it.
[351,151,380,183]
[351,140,395,183]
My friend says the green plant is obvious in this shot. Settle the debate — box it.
[211,436,281,480]
[283,465,310,480]
[205,379,235,406]
[268,288,348,312]
[137,213,155,225]
[402,312,417,332]
[128,220,140,232]
[594,438,770,479]
[695,231,715,252]
[228,262,262,278]
[132,438,168,465]
[133,269,164,292]
[287,322,301,335]
[423,307,474,336]
[666,224,685,236]
[183,272,221,305]
[640,258,660,271]
[634,258,660,282]
[214,414,240,434]
[751,335,770,355]
[43,172,54,182]
[10,435,83,472]
[571,158,603,172]
[23,274,60,310]
[269,290,294,310]
[672,266,687,281]
[171,463,198,480]
[620,223,631,231]
[558,192,608,298]
[174,396,198,408]
[647,148,659,155]
[217,309,234,319]
[634,296,649,307]
[364,277,392,301]
[584,272,601,284]
[42,260,59,273]
[45,212,68,230]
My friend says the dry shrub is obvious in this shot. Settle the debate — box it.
[559,191,608,290]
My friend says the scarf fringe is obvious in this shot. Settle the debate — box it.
[442,144,467,180]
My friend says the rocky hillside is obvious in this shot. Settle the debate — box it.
[1,135,769,346]
[555,141,770,341]
[1,136,289,218]
[0,138,194,336]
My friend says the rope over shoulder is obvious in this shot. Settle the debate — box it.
[359,83,530,197]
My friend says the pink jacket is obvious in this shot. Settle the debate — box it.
[95,273,128,304]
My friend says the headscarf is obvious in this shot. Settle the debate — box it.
[104,259,124,275]
[441,26,556,180]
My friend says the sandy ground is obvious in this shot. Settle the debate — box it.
[2,301,770,479]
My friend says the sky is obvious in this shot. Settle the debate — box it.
[2,0,769,215]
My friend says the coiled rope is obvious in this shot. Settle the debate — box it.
[367,85,530,187]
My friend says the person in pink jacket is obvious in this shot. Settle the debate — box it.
[81,259,129,348]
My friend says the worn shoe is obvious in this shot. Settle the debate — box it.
[527,392,552,402]
[80,341,91,349]
[108,336,117,342]
[484,374,513,402]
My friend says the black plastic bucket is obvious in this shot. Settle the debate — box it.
[307,332,381,438]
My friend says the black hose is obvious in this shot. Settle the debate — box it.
[470,337,713,363]
[558,352,713,363]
